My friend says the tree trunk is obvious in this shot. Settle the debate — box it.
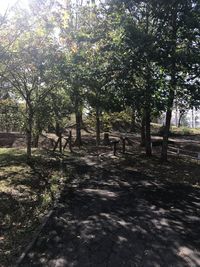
[75,109,82,147]
[161,4,177,162]
[96,107,101,146]
[161,90,174,161]
[140,114,146,147]
[192,108,194,128]
[33,133,39,148]
[178,111,184,128]
[145,107,152,156]
[103,132,110,146]
[26,108,33,159]
[55,122,62,153]
[33,117,41,148]
[130,108,136,132]
[175,102,178,127]
[143,4,151,156]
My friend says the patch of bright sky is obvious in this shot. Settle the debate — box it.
[0,0,29,14]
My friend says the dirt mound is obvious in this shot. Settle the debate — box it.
[0,132,25,148]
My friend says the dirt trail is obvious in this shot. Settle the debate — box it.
[20,156,200,267]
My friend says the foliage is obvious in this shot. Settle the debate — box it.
[0,0,199,158]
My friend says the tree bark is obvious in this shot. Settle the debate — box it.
[75,109,82,147]
[144,4,152,157]
[140,114,146,147]
[33,133,39,148]
[161,92,174,161]
[55,122,62,153]
[96,107,101,146]
[145,107,152,156]
[192,108,194,128]
[161,3,178,161]
[178,111,184,127]
[130,107,136,132]
[26,107,33,159]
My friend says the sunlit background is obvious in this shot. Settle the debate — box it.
[0,0,29,14]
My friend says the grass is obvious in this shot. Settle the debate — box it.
[151,123,200,136]
[0,148,69,267]
[171,126,200,135]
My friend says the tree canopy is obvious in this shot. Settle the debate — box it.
[0,0,199,160]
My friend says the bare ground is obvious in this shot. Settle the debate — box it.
[0,132,200,267]
[19,152,200,267]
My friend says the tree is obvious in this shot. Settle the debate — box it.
[105,0,162,156]
[1,3,61,158]
[153,0,200,160]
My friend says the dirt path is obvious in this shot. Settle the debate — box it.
[20,157,200,267]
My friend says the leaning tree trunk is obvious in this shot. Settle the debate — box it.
[96,106,101,146]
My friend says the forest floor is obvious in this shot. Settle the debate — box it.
[0,148,69,267]
[0,133,200,267]
[20,147,200,267]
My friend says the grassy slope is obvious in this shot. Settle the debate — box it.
[151,123,200,135]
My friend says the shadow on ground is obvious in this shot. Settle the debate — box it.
[0,152,67,266]
[21,159,200,267]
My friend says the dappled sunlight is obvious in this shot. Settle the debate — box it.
[20,161,200,266]
[0,149,69,266]
[178,246,200,267]
[0,0,199,266]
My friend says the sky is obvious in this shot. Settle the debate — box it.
[0,0,29,14]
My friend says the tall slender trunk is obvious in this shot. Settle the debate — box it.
[96,106,101,146]
[144,75,152,156]
[145,107,152,156]
[178,111,184,128]
[161,70,176,161]
[56,122,62,153]
[161,5,177,162]
[144,3,152,157]
[192,108,194,128]
[130,107,136,132]
[175,102,178,127]
[33,133,39,148]
[33,119,40,148]
[75,109,82,147]
[161,91,174,161]
[27,106,33,159]
[140,113,146,146]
